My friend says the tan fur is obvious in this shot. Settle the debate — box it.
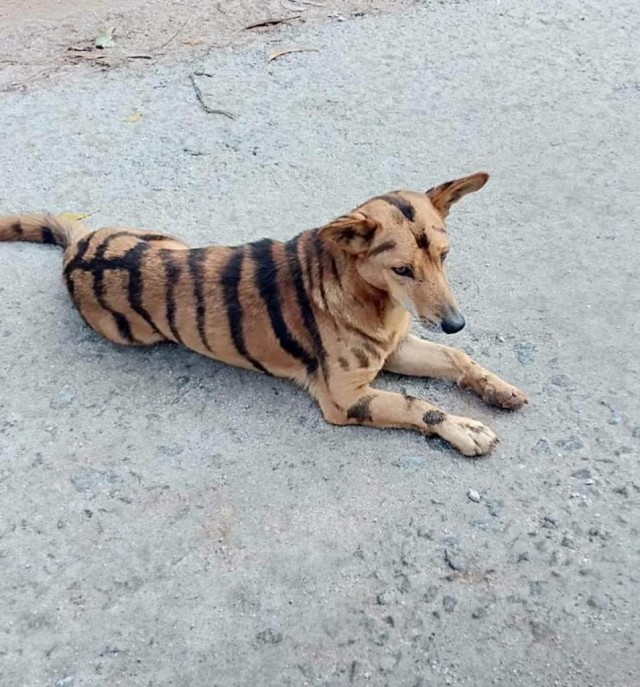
[0,172,528,456]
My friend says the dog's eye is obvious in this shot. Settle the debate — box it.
[392,266,414,279]
[441,251,449,263]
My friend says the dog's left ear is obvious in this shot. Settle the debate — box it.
[318,212,380,255]
[427,172,489,218]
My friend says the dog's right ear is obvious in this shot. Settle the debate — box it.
[318,212,380,255]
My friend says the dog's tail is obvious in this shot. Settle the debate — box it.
[0,213,90,249]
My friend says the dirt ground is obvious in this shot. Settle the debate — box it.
[0,0,413,91]
[1,0,639,686]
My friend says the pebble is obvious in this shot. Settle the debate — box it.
[532,438,551,454]
[485,499,504,518]
[529,580,546,596]
[51,386,75,410]
[556,435,585,451]
[471,606,488,619]
[442,595,457,613]
[513,342,537,365]
[256,629,283,645]
[541,515,558,529]
[417,526,434,540]
[467,489,482,503]
[376,592,391,606]
[444,548,470,573]
[55,679,75,687]
[571,468,592,479]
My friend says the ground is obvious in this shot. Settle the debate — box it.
[1,1,639,686]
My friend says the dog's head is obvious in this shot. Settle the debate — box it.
[319,172,489,333]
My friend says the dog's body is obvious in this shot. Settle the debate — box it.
[0,173,528,456]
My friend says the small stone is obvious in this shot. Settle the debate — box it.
[496,334,505,343]
[467,489,482,503]
[556,435,585,452]
[442,595,457,613]
[377,592,391,606]
[513,342,537,365]
[485,499,504,518]
[532,438,551,454]
[571,468,592,479]
[444,548,470,573]
[417,526,434,539]
[530,620,554,641]
[517,552,530,563]
[541,515,558,529]
[471,606,488,619]
[529,580,546,596]
[423,585,439,602]
[256,629,283,645]
[561,535,575,548]
[397,574,412,594]
[55,679,75,687]
[51,387,75,410]
[613,485,629,497]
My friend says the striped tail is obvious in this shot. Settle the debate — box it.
[0,213,90,248]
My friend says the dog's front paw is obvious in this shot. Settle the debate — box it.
[438,416,499,457]
[481,378,529,410]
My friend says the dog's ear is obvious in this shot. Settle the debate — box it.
[318,212,380,255]
[426,172,489,218]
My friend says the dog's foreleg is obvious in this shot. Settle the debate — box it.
[317,387,498,457]
[384,335,528,410]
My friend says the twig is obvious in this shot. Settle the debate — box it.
[244,14,301,30]
[189,74,236,120]
[154,22,187,52]
[3,66,57,91]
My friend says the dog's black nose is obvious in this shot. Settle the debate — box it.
[441,312,465,334]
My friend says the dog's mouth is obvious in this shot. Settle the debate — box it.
[417,317,442,332]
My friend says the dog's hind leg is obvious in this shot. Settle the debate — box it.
[384,334,529,410]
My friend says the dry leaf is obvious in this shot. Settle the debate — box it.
[244,15,301,30]
[123,110,142,123]
[182,37,205,46]
[95,27,116,49]
[57,212,94,222]
[268,48,316,62]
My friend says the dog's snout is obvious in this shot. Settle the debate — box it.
[441,311,465,334]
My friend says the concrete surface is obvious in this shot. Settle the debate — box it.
[1,0,639,685]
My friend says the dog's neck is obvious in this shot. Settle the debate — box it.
[321,241,407,343]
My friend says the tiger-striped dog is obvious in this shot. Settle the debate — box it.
[0,172,527,456]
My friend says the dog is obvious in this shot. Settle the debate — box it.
[0,172,528,456]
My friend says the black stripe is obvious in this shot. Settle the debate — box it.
[368,240,396,257]
[188,249,213,353]
[41,227,57,245]
[221,248,270,374]
[252,238,318,375]
[125,242,166,338]
[92,236,136,343]
[11,221,23,236]
[378,195,415,222]
[352,348,370,368]
[347,395,375,422]
[415,233,429,250]
[286,235,326,376]
[310,231,329,310]
[160,250,184,344]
